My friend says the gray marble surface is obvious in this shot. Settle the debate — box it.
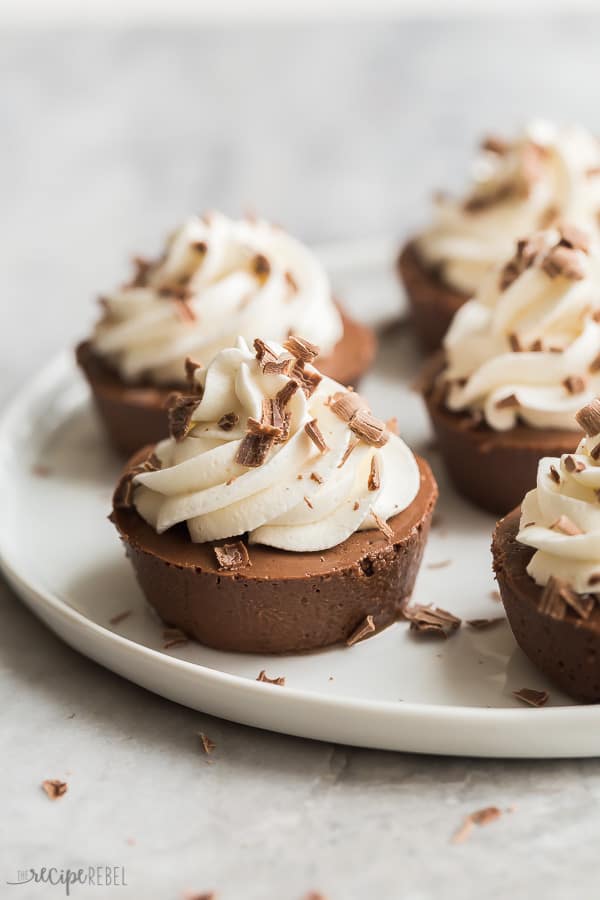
[3,19,600,899]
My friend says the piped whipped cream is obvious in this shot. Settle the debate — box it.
[417,122,600,295]
[131,336,420,552]
[441,224,600,431]
[517,399,600,596]
[92,212,343,385]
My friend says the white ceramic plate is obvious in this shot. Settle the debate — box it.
[2,244,599,759]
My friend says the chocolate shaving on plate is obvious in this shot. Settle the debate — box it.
[168,395,200,442]
[257,670,286,686]
[575,399,600,436]
[466,617,504,630]
[512,688,549,708]
[451,806,503,845]
[214,541,251,570]
[109,610,132,626]
[304,419,328,452]
[162,627,189,649]
[426,559,451,570]
[405,604,461,638]
[198,733,216,754]
[42,779,68,800]
[217,412,239,431]
[283,335,320,362]
[346,615,376,647]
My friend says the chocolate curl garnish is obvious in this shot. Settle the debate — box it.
[217,412,239,431]
[345,615,376,647]
[113,450,162,509]
[253,338,278,367]
[368,455,381,491]
[262,357,293,376]
[330,391,363,422]
[304,419,328,453]
[405,604,461,638]
[283,335,320,363]
[214,541,251,570]
[42,780,68,800]
[330,391,389,448]
[290,359,322,397]
[168,395,200,442]
[371,509,394,542]
[235,432,274,467]
[276,379,299,408]
[564,455,585,473]
[252,253,271,283]
[575,399,600,436]
[262,397,291,443]
[494,393,519,410]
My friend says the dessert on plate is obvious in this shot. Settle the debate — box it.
[77,212,377,456]
[398,121,600,350]
[493,399,600,702]
[423,223,600,514]
[111,335,437,654]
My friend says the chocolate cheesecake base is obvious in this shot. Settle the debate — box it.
[111,455,437,654]
[397,241,468,352]
[77,308,377,458]
[493,508,600,703]
[424,363,581,515]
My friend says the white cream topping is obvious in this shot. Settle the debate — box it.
[132,337,420,552]
[442,226,600,432]
[92,212,343,385]
[417,121,600,295]
[518,427,600,595]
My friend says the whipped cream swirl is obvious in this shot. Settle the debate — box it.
[132,337,419,552]
[441,225,600,431]
[92,212,343,385]
[518,401,600,594]
[417,121,600,295]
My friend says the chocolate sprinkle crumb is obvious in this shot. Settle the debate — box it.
[305,419,328,452]
[405,604,461,638]
[198,733,216,754]
[109,610,132,626]
[217,412,239,431]
[346,614,376,647]
[257,670,285,686]
[427,559,452,570]
[214,541,251,570]
[368,455,381,491]
[508,332,522,352]
[303,495,314,509]
[42,779,68,800]
[168,395,199,442]
[575,399,600,436]
[512,688,549,707]
[283,335,320,362]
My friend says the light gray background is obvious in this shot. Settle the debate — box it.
[3,19,600,899]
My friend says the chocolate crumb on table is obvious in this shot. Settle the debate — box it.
[162,627,189,649]
[512,688,550,707]
[466,617,504,630]
[405,605,461,638]
[257,670,286,686]
[198,733,216,754]
[426,559,452,569]
[42,779,68,800]
[451,806,503,844]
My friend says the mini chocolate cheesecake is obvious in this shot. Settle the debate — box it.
[423,360,580,515]
[493,508,600,702]
[77,211,377,457]
[77,307,376,458]
[397,242,467,353]
[110,334,437,654]
[112,450,437,654]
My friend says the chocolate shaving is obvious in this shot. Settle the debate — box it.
[252,253,271,282]
[285,270,299,293]
[198,733,216,754]
[368,455,381,491]
[558,223,590,254]
[530,338,543,352]
[235,431,274,467]
[349,409,389,448]
[508,332,522,352]
[481,134,510,154]
[538,576,567,620]
[185,356,203,390]
[346,614,376,647]
[549,465,561,484]
[218,412,239,431]
[495,393,519,410]
[563,375,586,394]
[42,779,68,800]
[109,610,132,626]
[427,559,452,570]
[174,297,197,322]
[303,495,314,509]
[385,416,399,435]
[542,245,586,280]
[305,419,328,452]
[592,443,600,461]
[169,395,199,442]
[589,352,600,373]
[338,436,359,468]
[128,255,153,288]
[31,464,52,477]
[406,604,461,638]
[575,399,600,436]
[466,617,504,630]
[371,510,393,543]
[310,471,324,484]
[162,627,189,649]
[512,688,549,708]
[276,379,299,409]
[330,390,363,422]
[214,541,251,570]
[256,670,285,686]
[283,335,320,362]
[113,451,162,509]
[291,359,322,397]
[499,233,546,289]
[564,455,585,473]
[452,807,503,844]
[550,514,583,535]
[262,357,293,376]
[262,397,291,443]
[253,338,278,366]
[588,573,600,586]
[191,239,207,255]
